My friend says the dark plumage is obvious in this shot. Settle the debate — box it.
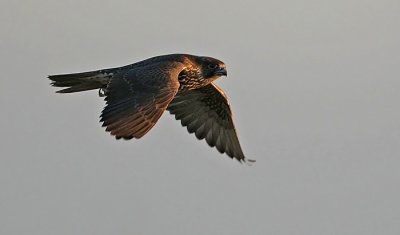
[48,54,253,162]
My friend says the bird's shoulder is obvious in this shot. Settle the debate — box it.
[117,54,197,71]
[96,54,199,82]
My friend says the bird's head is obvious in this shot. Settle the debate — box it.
[197,56,227,80]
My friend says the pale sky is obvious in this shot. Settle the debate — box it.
[1,0,400,234]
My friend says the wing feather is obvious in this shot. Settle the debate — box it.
[101,61,184,139]
[167,83,250,162]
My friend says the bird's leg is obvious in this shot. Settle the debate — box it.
[98,88,106,97]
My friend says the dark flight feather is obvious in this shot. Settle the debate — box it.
[167,83,249,162]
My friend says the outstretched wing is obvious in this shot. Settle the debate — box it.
[101,61,185,139]
[167,83,249,162]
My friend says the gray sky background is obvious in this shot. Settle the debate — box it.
[1,0,400,234]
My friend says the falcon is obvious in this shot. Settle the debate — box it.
[49,54,253,162]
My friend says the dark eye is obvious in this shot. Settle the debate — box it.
[208,64,218,69]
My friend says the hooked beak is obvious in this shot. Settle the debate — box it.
[215,67,227,77]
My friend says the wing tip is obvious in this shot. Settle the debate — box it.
[243,158,256,165]
[233,156,255,165]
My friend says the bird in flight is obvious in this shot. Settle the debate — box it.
[49,54,253,163]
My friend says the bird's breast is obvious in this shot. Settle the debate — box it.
[177,68,208,91]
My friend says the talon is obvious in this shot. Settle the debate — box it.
[98,88,106,97]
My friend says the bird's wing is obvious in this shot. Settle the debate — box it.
[100,61,184,139]
[167,83,250,162]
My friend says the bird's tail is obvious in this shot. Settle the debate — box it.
[48,70,112,93]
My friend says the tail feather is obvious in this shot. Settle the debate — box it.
[48,70,112,93]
